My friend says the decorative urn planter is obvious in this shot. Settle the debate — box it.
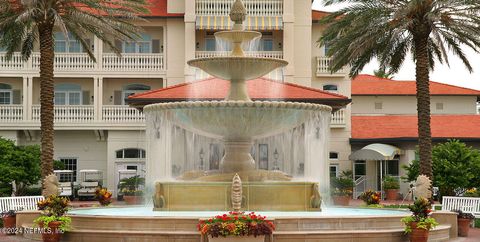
[2,215,16,235]
[123,195,143,205]
[40,221,63,242]
[457,218,472,237]
[332,195,350,206]
[209,236,265,242]
[409,222,429,242]
[385,189,399,200]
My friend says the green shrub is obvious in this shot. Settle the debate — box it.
[24,187,42,196]
[476,219,480,228]
[383,176,400,190]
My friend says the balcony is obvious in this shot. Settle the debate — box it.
[196,0,283,16]
[316,57,349,77]
[331,109,347,128]
[0,52,165,75]
[32,105,95,123]
[0,105,23,122]
[102,105,144,123]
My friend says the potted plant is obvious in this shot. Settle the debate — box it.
[359,190,382,207]
[118,176,145,205]
[330,171,354,206]
[453,210,475,237]
[198,211,274,242]
[95,187,113,206]
[34,195,72,242]
[1,210,17,235]
[401,198,439,242]
[383,176,400,200]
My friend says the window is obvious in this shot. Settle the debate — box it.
[0,83,12,104]
[116,148,146,159]
[330,164,339,178]
[123,34,152,53]
[206,38,216,51]
[436,103,444,110]
[122,84,151,105]
[262,39,273,51]
[54,83,82,105]
[329,152,339,160]
[323,85,338,93]
[54,32,83,53]
[374,102,383,110]
[59,158,78,182]
[324,41,330,55]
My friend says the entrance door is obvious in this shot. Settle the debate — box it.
[376,160,400,191]
[115,162,146,195]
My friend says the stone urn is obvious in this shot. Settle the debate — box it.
[457,218,472,237]
[2,214,16,235]
[385,189,399,200]
[40,221,63,242]
[209,236,265,242]
[408,222,429,242]
[332,195,350,206]
[123,195,143,205]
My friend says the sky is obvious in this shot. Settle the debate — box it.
[312,0,480,90]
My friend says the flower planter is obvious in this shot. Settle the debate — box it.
[409,222,429,242]
[385,189,399,200]
[458,218,472,237]
[332,195,350,206]
[40,221,63,242]
[209,235,265,242]
[2,215,16,235]
[123,195,143,205]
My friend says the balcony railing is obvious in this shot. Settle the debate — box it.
[331,109,346,128]
[0,105,23,122]
[316,57,349,77]
[0,52,165,73]
[102,105,144,123]
[195,51,283,59]
[102,53,164,72]
[32,105,95,123]
[196,0,283,16]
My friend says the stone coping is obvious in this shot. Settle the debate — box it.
[144,101,332,112]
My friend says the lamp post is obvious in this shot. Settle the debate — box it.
[273,148,279,170]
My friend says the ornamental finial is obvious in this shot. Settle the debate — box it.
[230,0,247,25]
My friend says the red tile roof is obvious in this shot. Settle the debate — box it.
[352,74,480,96]
[128,77,350,109]
[312,10,331,21]
[145,0,183,17]
[352,115,480,140]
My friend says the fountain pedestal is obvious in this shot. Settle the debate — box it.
[220,140,255,172]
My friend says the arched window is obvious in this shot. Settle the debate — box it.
[116,148,146,159]
[122,84,151,105]
[54,83,82,105]
[323,84,338,93]
[0,83,12,104]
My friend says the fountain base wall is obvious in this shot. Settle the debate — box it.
[153,181,321,211]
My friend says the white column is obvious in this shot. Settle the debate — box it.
[94,36,103,71]
[184,0,196,82]
[22,76,28,120]
[26,76,33,120]
[96,77,103,121]
[283,0,295,83]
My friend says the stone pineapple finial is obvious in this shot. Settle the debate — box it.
[231,173,243,211]
[230,0,247,26]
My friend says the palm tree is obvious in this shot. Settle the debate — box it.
[373,69,394,79]
[319,0,480,180]
[0,0,148,192]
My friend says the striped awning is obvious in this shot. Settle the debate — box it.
[196,16,283,30]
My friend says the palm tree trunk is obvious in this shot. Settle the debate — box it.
[38,22,55,191]
[414,34,433,179]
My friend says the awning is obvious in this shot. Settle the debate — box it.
[196,16,283,30]
[349,143,403,161]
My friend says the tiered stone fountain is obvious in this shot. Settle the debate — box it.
[145,0,331,211]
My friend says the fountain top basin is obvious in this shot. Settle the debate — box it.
[144,101,331,140]
[188,57,288,82]
[214,30,261,43]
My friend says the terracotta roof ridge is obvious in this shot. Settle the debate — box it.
[128,77,216,99]
[430,80,480,94]
[281,80,349,99]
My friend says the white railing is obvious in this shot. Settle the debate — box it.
[32,105,94,123]
[316,57,349,76]
[102,105,144,123]
[0,105,23,122]
[0,196,44,211]
[0,52,27,70]
[196,0,283,16]
[354,176,366,198]
[331,109,346,127]
[195,51,283,59]
[102,53,164,71]
[32,53,95,71]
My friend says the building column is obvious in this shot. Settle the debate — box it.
[184,0,196,82]
[25,76,33,120]
[283,0,295,83]
[94,36,103,71]
[94,77,103,121]
[22,76,28,120]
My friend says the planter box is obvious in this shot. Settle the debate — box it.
[209,236,265,242]
[332,195,350,206]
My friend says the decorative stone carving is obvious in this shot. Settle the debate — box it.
[310,183,322,211]
[230,0,247,25]
[42,173,60,197]
[231,173,243,211]
[415,175,432,200]
[153,182,165,209]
